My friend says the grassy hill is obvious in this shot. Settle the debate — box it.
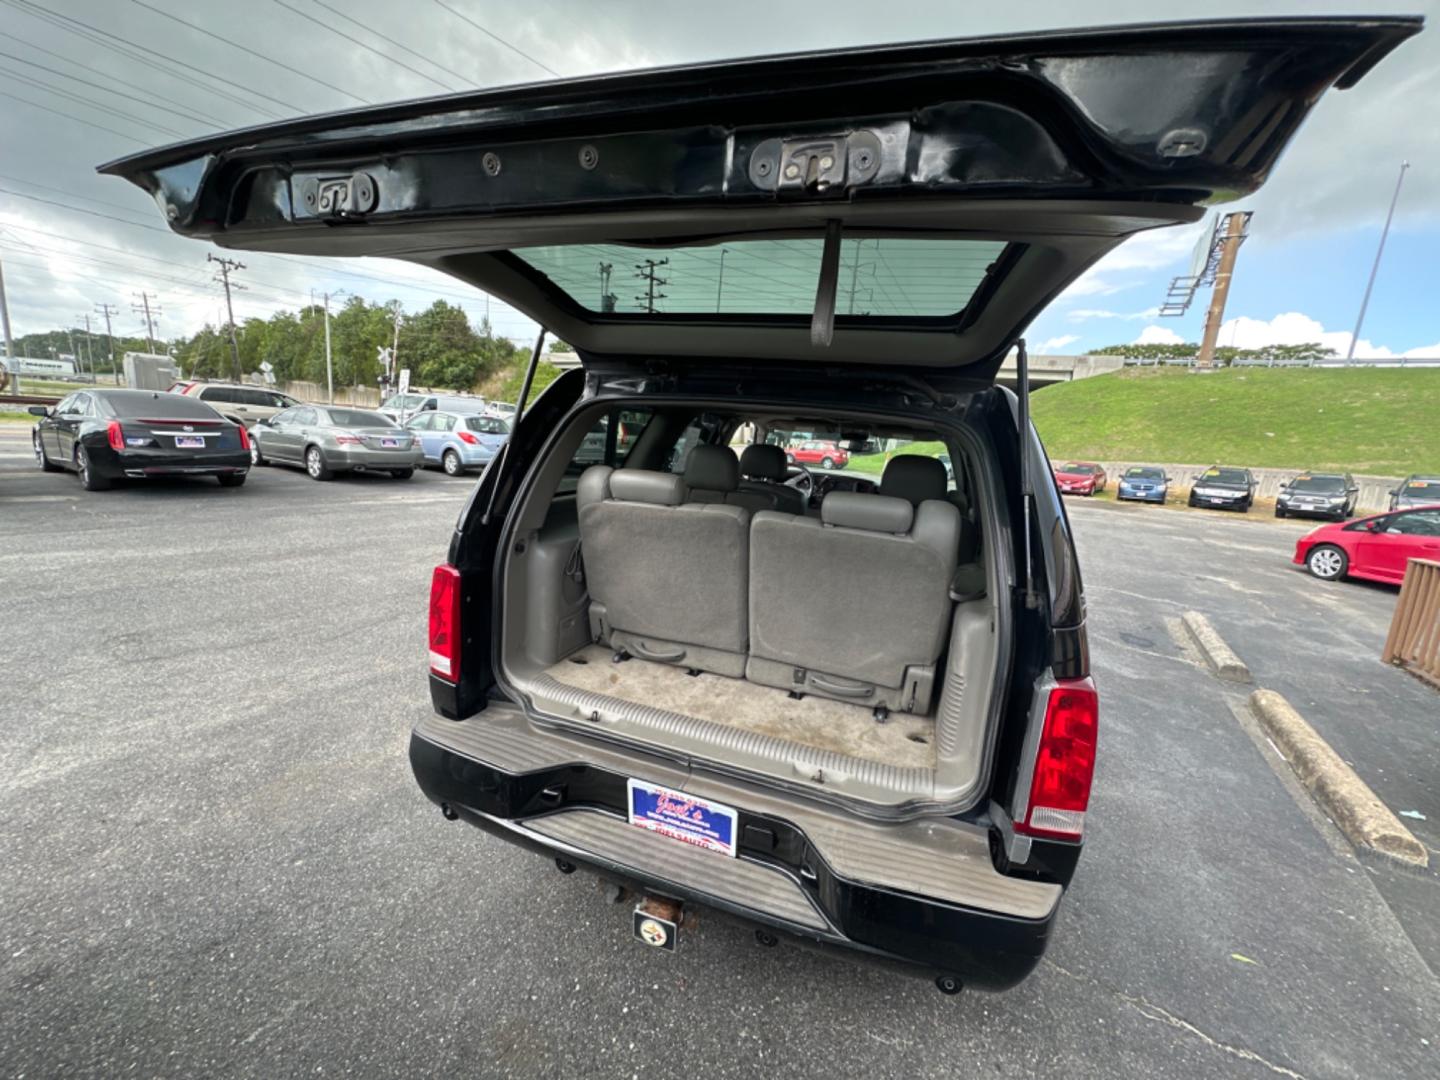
[1029,365,1440,475]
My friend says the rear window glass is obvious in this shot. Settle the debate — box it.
[465,416,510,434]
[1406,479,1440,494]
[324,408,393,427]
[515,238,1008,317]
[105,392,227,419]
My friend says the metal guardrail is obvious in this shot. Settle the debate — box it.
[1382,558,1440,691]
[1122,355,1440,369]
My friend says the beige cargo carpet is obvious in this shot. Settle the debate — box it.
[544,644,935,769]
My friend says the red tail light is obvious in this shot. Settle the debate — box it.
[334,433,363,445]
[456,430,479,445]
[1016,677,1098,840]
[236,425,251,450]
[428,564,462,682]
[106,420,124,452]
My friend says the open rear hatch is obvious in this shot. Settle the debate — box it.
[100,17,1419,381]
[101,18,1417,814]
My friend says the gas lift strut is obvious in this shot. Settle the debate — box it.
[480,326,546,526]
[1016,337,1039,610]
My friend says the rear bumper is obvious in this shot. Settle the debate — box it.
[326,446,425,469]
[408,710,1065,990]
[96,447,250,478]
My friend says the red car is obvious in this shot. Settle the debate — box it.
[785,439,848,470]
[1053,461,1107,496]
[1294,506,1440,584]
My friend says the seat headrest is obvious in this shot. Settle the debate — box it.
[683,444,739,493]
[608,469,686,506]
[880,455,948,506]
[822,492,913,534]
[739,444,787,482]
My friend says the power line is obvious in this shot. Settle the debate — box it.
[4,0,292,120]
[270,0,458,93]
[0,45,219,130]
[429,0,560,77]
[0,171,165,217]
[128,0,372,105]
[308,0,475,88]
[0,88,145,144]
[0,68,188,140]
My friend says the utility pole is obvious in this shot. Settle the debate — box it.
[0,256,16,394]
[1347,160,1409,363]
[208,253,245,381]
[391,308,402,380]
[132,291,160,353]
[323,292,334,403]
[1195,212,1249,371]
[94,302,120,385]
[634,258,669,314]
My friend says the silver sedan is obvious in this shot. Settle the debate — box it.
[253,405,424,481]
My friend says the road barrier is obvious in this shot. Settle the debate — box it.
[1382,558,1440,691]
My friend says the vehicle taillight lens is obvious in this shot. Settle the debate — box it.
[335,433,363,445]
[106,420,124,452]
[428,564,462,682]
[1016,677,1098,840]
[236,425,250,450]
[456,430,479,445]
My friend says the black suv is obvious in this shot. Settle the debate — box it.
[1276,472,1359,520]
[104,18,1416,991]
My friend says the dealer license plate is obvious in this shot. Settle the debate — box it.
[174,436,205,448]
[381,437,399,447]
[627,780,738,857]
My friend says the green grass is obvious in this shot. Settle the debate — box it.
[11,378,101,394]
[847,441,947,475]
[0,410,38,423]
[1029,365,1440,475]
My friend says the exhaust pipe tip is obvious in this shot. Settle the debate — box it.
[555,858,577,874]
[440,802,459,821]
[935,975,963,996]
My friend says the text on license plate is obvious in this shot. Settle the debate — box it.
[381,438,398,447]
[174,436,205,448]
[627,780,737,857]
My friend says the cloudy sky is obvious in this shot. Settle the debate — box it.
[0,0,1436,358]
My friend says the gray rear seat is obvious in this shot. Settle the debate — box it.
[577,465,749,677]
[747,490,961,712]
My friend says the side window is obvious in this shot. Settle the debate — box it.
[292,407,317,426]
[434,415,455,432]
[199,386,227,403]
[72,393,92,416]
[405,414,433,431]
[56,394,77,415]
[558,408,654,492]
[1389,511,1440,537]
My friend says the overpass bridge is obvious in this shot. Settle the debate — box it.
[995,353,1124,388]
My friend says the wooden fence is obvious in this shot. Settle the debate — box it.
[1382,558,1440,690]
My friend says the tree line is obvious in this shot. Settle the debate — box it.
[12,297,543,393]
[1087,341,1336,365]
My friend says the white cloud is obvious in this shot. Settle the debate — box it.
[1066,307,1160,322]
[1033,334,1079,354]
[1133,325,1185,346]
[1217,312,1440,359]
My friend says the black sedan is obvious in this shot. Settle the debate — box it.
[30,389,251,491]
[1187,466,1256,512]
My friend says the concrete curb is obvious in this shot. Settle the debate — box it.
[1180,611,1252,683]
[1249,689,1428,868]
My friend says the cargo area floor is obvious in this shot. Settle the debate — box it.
[543,644,936,769]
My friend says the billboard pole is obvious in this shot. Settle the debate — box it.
[1195,213,1249,370]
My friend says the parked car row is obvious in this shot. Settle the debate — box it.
[25,389,510,492]
[1052,461,1436,524]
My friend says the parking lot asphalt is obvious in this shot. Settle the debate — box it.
[2,443,1437,1079]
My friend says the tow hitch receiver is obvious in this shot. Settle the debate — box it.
[633,896,682,952]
